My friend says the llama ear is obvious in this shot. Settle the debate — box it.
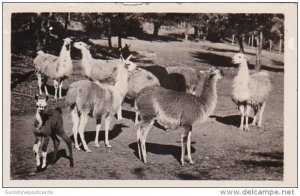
[126,54,133,61]
[120,55,125,62]
[244,55,250,61]
[209,67,216,73]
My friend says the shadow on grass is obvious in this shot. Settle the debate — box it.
[135,33,183,43]
[11,70,36,90]
[210,115,253,128]
[128,142,196,165]
[236,160,283,168]
[70,123,128,148]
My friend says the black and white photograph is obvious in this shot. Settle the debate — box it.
[2,2,297,188]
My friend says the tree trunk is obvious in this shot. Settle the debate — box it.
[279,37,283,53]
[153,22,161,37]
[269,40,273,52]
[118,34,122,49]
[248,36,251,46]
[194,26,199,41]
[251,34,254,48]
[232,34,235,45]
[238,34,244,53]
[255,31,263,71]
[64,13,69,37]
[107,19,112,49]
[184,22,189,41]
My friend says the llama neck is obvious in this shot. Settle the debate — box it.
[236,61,249,83]
[35,110,43,127]
[80,48,93,66]
[198,76,218,116]
[59,44,71,59]
[113,65,128,96]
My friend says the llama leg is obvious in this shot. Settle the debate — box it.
[53,80,59,100]
[244,105,251,131]
[137,126,142,160]
[37,72,43,95]
[78,113,91,152]
[33,136,41,153]
[258,102,266,127]
[180,129,188,166]
[58,79,64,99]
[140,120,154,164]
[41,136,50,169]
[44,77,49,96]
[251,106,259,126]
[117,107,123,121]
[94,117,101,147]
[104,114,112,148]
[186,130,195,164]
[134,101,139,125]
[50,135,60,164]
[57,131,74,167]
[71,108,80,150]
[239,105,245,130]
[34,137,42,167]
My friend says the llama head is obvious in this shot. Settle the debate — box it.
[73,41,90,50]
[232,53,250,65]
[121,54,137,71]
[63,38,72,51]
[209,67,224,80]
[35,94,48,111]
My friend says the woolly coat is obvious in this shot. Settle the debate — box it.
[232,71,272,106]
[136,73,219,130]
[65,80,114,118]
[166,66,200,93]
[127,68,160,99]
[34,48,72,79]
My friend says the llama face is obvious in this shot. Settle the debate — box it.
[73,41,89,50]
[35,95,48,111]
[124,61,138,71]
[63,38,72,51]
[209,68,224,80]
[232,53,249,64]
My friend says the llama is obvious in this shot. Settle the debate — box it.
[126,68,160,124]
[73,41,136,85]
[65,59,137,152]
[33,94,73,169]
[166,66,200,95]
[231,53,272,131]
[135,67,223,165]
[73,41,137,120]
[34,37,73,100]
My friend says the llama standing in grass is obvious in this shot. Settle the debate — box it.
[34,38,73,100]
[65,60,137,152]
[33,94,73,170]
[136,68,223,165]
[231,53,272,131]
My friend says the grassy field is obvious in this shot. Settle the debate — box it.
[10,36,284,180]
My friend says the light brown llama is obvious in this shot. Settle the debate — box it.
[136,68,223,165]
[34,38,73,100]
[65,60,137,152]
[231,53,272,131]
